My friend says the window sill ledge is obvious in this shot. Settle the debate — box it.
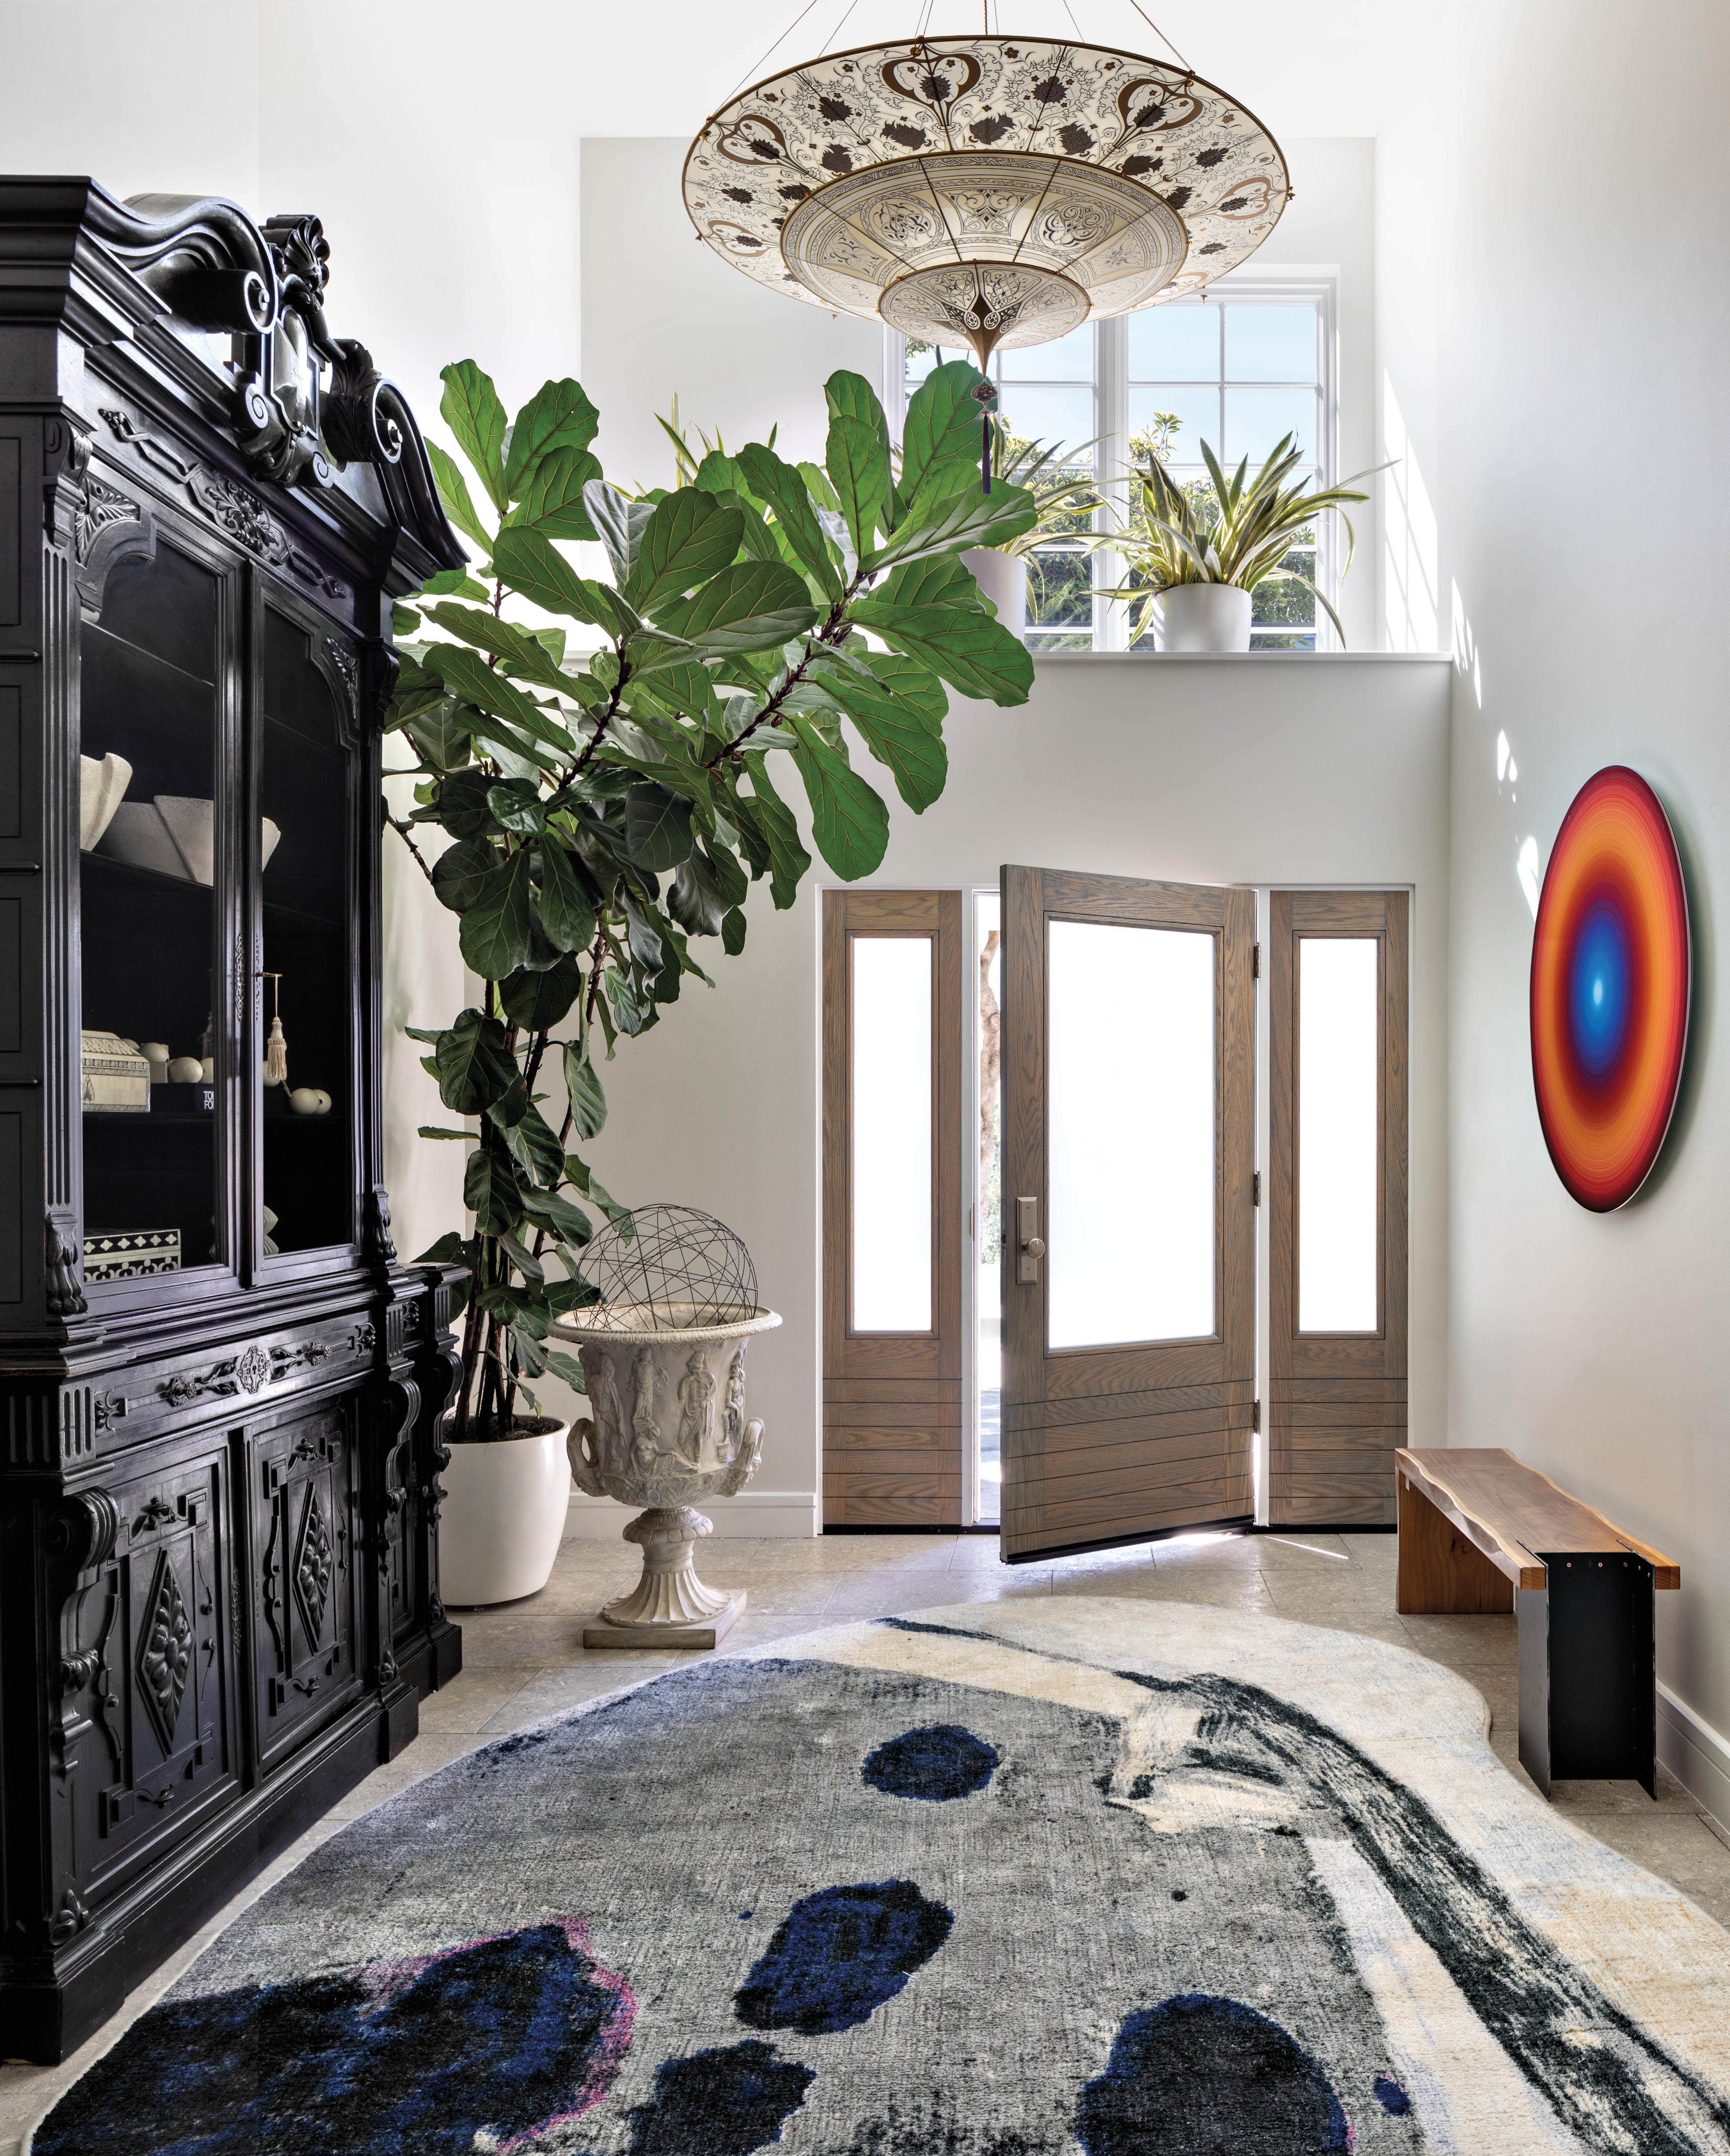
[1030,649,1452,664]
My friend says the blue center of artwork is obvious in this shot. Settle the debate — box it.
[734,1880,954,2036]
[1569,901,1631,1079]
[862,1724,1000,1801]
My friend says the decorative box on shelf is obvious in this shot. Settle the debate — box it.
[79,1030,150,1111]
[0,177,471,2068]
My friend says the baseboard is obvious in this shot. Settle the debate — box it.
[1657,1681,1730,1834]
[564,1490,819,1539]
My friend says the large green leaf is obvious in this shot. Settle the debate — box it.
[440,361,509,512]
[824,369,892,459]
[422,645,576,753]
[504,378,600,500]
[464,1145,523,1233]
[821,668,947,812]
[492,527,622,635]
[785,718,890,881]
[434,1007,518,1114]
[653,561,819,657]
[536,836,597,951]
[431,835,498,914]
[864,481,1037,574]
[850,600,1035,705]
[624,784,695,872]
[489,1096,566,1186]
[583,480,655,586]
[862,650,948,727]
[427,441,493,552]
[421,603,568,691]
[459,850,537,979]
[563,1155,632,1229]
[900,359,989,511]
[506,446,603,539]
[562,1041,607,1140]
[403,699,474,774]
[740,752,811,909]
[694,448,750,497]
[487,778,545,834]
[825,411,889,561]
[737,443,842,600]
[499,956,582,1031]
[624,490,745,614]
[518,1183,595,1248]
[877,551,983,611]
[433,767,500,841]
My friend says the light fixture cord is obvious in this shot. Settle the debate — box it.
[1121,0,1192,73]
[817,0,861,55]
[721,0,825,102]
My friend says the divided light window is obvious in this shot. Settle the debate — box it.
[894,282,1333,653]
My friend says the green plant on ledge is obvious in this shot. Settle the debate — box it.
[387,357,1036,1441]
[1098,432,1377,646]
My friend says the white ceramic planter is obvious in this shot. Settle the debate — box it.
[961,548,1027,638]
[1154,583,1252,652]
[438,1417,570,1606]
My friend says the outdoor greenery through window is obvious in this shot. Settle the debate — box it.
[896,286,1332,652]
[906,325,1098,653]
[1129,298,1324,649]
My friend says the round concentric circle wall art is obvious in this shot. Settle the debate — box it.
[1530,765,1690,1210]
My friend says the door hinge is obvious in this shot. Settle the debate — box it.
[1252,1398,1261,1433]
[1252,1170,1261,1206]
[1252,940,1261,979]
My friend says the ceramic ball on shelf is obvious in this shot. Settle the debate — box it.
[167,1055,202,1083]
[141,1042,170,1082]
[287,1087,323,1115]
[199,1057,215,1083]
[262,1064,281,1087]
[311,1089,331,1113]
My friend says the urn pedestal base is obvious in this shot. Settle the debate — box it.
[583,1504,746,1650]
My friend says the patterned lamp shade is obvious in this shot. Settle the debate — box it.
[684,36,1289,366]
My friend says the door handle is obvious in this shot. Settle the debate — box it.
[1016,1197,1043,1285]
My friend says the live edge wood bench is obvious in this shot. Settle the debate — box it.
[1395,1448,1680,1799]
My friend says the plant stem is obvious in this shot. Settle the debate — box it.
[383,810,437,887]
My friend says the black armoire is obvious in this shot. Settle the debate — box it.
[0,181,468,2061]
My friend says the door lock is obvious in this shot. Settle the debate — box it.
[1016,1197,1044,1284]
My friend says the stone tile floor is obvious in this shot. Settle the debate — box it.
[5,1523,1727,2148]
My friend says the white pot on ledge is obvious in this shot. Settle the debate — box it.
[1154,583,1252,652]
[551,1303,783,1649]
[961,548,1027,639]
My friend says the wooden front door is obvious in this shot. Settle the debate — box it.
[999,867,1257,1560]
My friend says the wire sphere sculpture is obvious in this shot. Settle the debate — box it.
[574,1205,761,1332]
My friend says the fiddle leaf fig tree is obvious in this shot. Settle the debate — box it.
[389,357,1035,1441]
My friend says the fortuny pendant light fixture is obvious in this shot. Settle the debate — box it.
[684,10,1290,379]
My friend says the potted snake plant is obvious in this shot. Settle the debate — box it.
[1099,433,1378,652]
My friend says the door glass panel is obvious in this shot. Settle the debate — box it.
[260,608,352,1253]
[80,543,221,1281]
[1047,921,1215,1349]
[1298,937,1379,1331]
[851,935,932,1331]
[976,892,1002,1523]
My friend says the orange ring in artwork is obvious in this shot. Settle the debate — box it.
[1530,766,1690,1211]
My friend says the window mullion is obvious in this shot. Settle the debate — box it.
[1094,315,1129,652]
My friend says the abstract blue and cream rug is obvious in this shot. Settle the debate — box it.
[31,1599,1730,2154]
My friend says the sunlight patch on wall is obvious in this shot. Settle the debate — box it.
[1382,377,1438,652]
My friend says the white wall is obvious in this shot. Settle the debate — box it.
[579,138,882,494]
[548,653,1452,1535]
[1246,137,1380,652]
[1377,0,1730,1780]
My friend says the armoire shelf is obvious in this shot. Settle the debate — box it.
[0,179,470,2063]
